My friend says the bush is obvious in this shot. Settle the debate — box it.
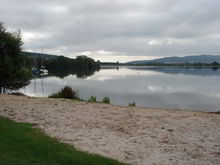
[48,86,79,100]
[88,96,96,103]
[129,102,136,107]
[102,97,110,104]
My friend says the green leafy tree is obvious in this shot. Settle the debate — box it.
[0,23,31,93]
[212,61,219,66]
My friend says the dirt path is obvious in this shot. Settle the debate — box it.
[0,94,220,165]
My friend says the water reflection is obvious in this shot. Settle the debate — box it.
[128,66,220,76]
[20,67,220,112]
[48,67,98,79]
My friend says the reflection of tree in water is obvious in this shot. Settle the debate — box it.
[211,62,219,71]
[0,60,31,93]
[212,67,219,71]
[76,68,98,79]
[0,79,31,94]
[46,67,99,79]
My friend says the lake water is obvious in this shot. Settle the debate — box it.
[19,66,220,112]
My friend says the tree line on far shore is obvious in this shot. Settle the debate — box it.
[23,52,100,78]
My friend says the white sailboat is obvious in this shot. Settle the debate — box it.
[39,47,48,75]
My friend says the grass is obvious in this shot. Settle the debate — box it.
[0,116,127,165]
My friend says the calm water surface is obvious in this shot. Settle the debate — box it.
[20,67,220,112]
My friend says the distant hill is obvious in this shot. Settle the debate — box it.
[22,51,58,60]
[128,55,220,65]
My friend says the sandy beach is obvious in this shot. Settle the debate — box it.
[0,94,219,165]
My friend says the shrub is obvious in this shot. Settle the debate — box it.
[48,86,79,100]
[88,96,97,103]
[102,97,110,104]
[129,102,136,107]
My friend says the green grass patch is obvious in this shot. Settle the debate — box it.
[0,116,127,165]
[88,96,97,103]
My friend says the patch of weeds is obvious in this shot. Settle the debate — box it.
[129,102,136,107]
[88,96,97,103]
[48,86,79,100]
[102,97,110,104]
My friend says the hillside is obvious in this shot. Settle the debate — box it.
[22,51,58,60]
[128,55,220,65]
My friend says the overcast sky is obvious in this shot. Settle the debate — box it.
[1,0,220,62]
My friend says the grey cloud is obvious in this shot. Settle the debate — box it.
[1,0,220,61]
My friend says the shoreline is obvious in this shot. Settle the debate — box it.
[7,92,220,113]
[0,94,220,165]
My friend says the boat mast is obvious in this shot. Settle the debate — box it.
[33,50,38,68]
[41,46,44,68]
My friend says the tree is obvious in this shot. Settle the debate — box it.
[0,23,31,93]
[212,61,219,66]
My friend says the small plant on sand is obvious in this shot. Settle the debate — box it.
[102,97,110,104]
[129,102,136,107]
[88,96,97,103]
[48,86,79,100]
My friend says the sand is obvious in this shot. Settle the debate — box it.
[0,94,219,165]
